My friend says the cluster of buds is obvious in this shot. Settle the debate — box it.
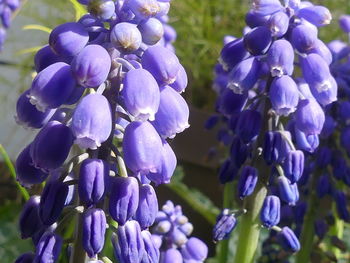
[13,0,194,262]
[0,0,20,50]
[208,0,336,256]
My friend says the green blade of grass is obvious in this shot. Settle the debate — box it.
[0,144,29,201]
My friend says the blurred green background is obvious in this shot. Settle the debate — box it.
[1,0,350,262]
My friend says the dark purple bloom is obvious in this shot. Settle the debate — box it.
[213,209,237,242]
[230,137,249,168]
[123,121,163,175]
[15,144,48,187]
[141,45,180,86]
[49,22,89,57]
[151,86,189,138]
[218,89,247,116]
[334,191,350,222]
[243,26,272,55]
[30,121,74,171]
[135,184,158,229]
[320,116,336,138]
[316,146,331,168]
[339,15,350,33]
[29,62,76,111]
[298,5,332,27]
[294,127,319,153]
[109,176,139,225]
[15,252,35,263]
[112,220,145,263]
[82,208,106,257]
[71,93,112,149]
[219,38,250,71]
[283,150,304,183]
[19,196,43,239]
[277,226,300,252]
[266,39,294,77]
[291,24,318,53]
[340,127,350,156]
[295,99,325,135]
[39,179,69,225]
[277,176,299,205]
[34,232,62,263]
[34,45,64,72]
[236,109,262,143]
[316,174,331,198]
[181,237,208,262]
[294,201,307,224]
[78,158,109,206]
[238,166,258,199]
[314,219,328,239]
[218,159,238,184]
[260,195,280,228]
[141,230,160,263]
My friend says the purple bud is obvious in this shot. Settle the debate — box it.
[169,64,188,93]
[213,209,237,242]
[112,220,145,263]
[295,127,319,153]
[147,140,177,185]
[111,22,142,52]
[82,208,106,257]
[1,6,12,28]
[49,22,89,57]
[334,191,350,222]
[123,121,163,174]
[316,174,331,198]
[71,44,111,88]
[138,18,164,45]
[64,86,85,105]
[141,230,160,263]
[238,166,258,199]
[78,13,105,43]
[88,0,116,20]
[267,39,294,77]
[160,248,183,263]
[339,15,350,33]
[29,62,76,111]
[181,237,208,262]
[78,158,109,206]
[320,116,336,138]
[30,121,74,171]
[15,252,35,263]
[141,45,180,86]
[19,196,43,239]
[331,155,347,180]
[340,127,350,156]
[245,10,271,28]
[260,195,280,228]
[314,219,328,239]
[15,144,48,187]
[109,177,139,225]
[236,109,262,143]
[152,86,189,138]
[227,57,260,94]
[295,99,325,135]
[267,11,289,37]
[277,176,299,205]
[218,89,247,116]
[270,76,299,116]
[39,179,69,225]
[316,146,331,168]
[277,226,300,252]
[230,137,249,168]
[126,0,160,20]
[219,38,250,71]
[307,39,332,65]
[163,24,177,43]
[34,45,64,72]
[298,5,332,27]
[122,68,160,121]
[252,0,282,16]
[243,26,272,55]
[71,93,112,149]
[291,24,318,53]
[135,184,158,229]
[294,201,307,224]
[263,131,291,165]
[34,232,62,263]
[218,159,238,184]
[283,150,304,183]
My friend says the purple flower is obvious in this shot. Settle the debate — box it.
[243,26,272,55]
[49,22,89,57]
[126,0,160,20]
[295,127,319,153]
[316,174,331,198]
[19,196,43,239]
[213,209,237,242]
[238,166,258,199]
[78,158,109,206]
[121,68,160,121]
[87,0,115,20]
[219,38,249,71]
[266,39,294,77]
[135,184,158,229]
[138,17,164,45]
[283,150,304,183]
[291,24,318,53]
[218,89,247,116]
[236,109,262,143]
[267,11,289,37]
[34,232,62,263]
[181,237,208,262]
[230,137,249,168]
[298,5,332,27]
[277,176,299,206]
[109,177,139,225]
[295,98,325,135]
[152,86,189,138]
[277,226,300,252]
[30,121,74,171]
[14,252,35,263]
[34,45,64,72]
[71,93,112,149]
[260,195,280,228]
[339,15,350,33]
[334,191,350,222]
[160,248,182,263]
[169,64,188,93]
[111,22,142,52]
[82,208,106,257]
[141,230,160,263]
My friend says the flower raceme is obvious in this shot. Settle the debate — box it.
[13,1,196,262]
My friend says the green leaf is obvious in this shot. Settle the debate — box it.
[0,203,33,261]
[68,0,87,21]
[0,144,29,201]
[166,167,219,225]
[22,24,52,33]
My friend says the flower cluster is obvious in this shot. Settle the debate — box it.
[14,0,192,262]
[208,0,336,256]
[0,0,20,51]
[151,201,208,263]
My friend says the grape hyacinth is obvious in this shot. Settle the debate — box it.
[0,0,20,51]
[13,1,195,262]
[208,0,336,262]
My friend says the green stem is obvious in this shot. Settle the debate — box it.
[328,201,344,258]
[69,212,87,263]
[233,182,267,263]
